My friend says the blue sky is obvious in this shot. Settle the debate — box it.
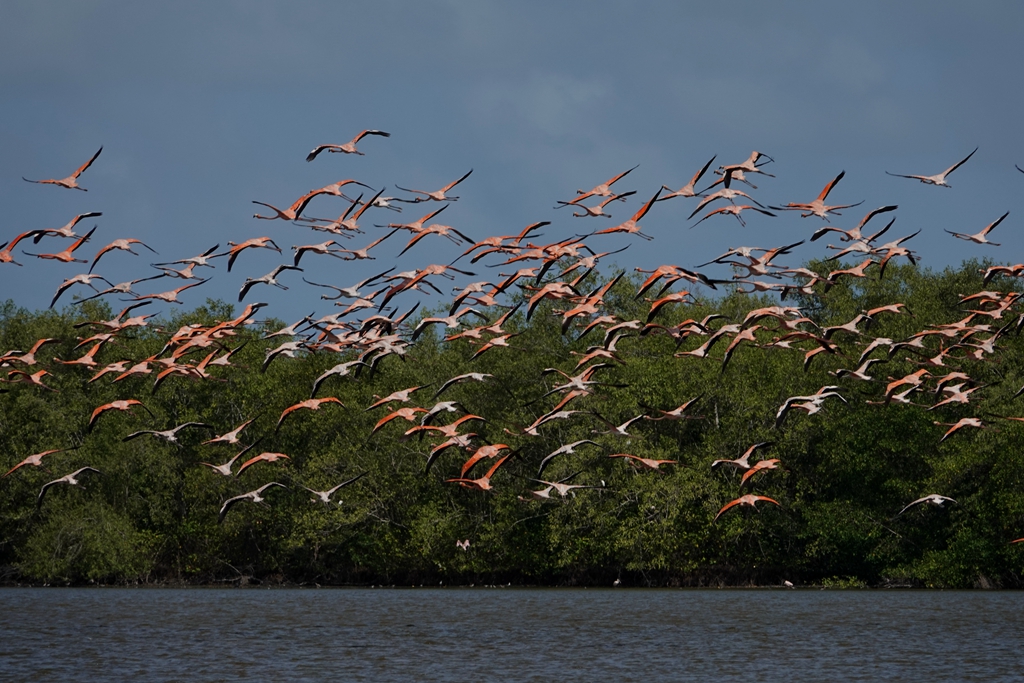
[2,1,1023,316]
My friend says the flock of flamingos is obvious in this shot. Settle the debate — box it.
[3,131,1024,549]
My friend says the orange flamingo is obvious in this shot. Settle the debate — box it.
[23,147,102,190]
[714,494,780,522]
[88,399,153,431]
[276,397,345,431]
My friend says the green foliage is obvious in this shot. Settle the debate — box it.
[2,260,1024,587]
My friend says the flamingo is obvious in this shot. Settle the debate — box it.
[89,238,158,273]
[202,418,256,446]
[311,360,369,397]
[238,265,302,301]
[365,385,431,411]
[740,459,781,486]
[809,205,898,243]
[152,244,220,270]
[218,482,287,523]
[527,475,603,498]
[201,442,261,477]
[49,274,113,308]
[252,189,324,221]
[711,442,773,470]
[276,397,345,431]
[236,451,290,477]
[945,211,1009,246]
[0,231,37,265]
[395,169,473,202]
[714,494,780,522]
[608,453,677,471]
[302,473,367,505]
[332,229,399,261]
[690,204,776,228]
[434,372,494,397]
[128,279,208,305]
[557,190,636,218]
[88,399,153,431]
[23,147,102,190]
[659,156,716,200]
[37,467,102,508]
[306,130,390,160]
[897,494,957,516]
[592,190,662,240]
[770,171,863,219]
[30,212,103,242]
[444,453,513,491]
[216,237,282,272]
[558,165,638,207]
[886,147,977,186]
[3,447,76,478]
[22,226,96,263]
[372,407,430,434]
[122,422,214,444]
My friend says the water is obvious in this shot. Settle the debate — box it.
[1,587,1021,682]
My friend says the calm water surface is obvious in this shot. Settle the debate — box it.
[1,587,1021,681]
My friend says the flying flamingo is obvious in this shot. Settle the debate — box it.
[557,190,636,217]
[201,442,261,477]
[690,204,776,228]
[276,397,345,431]
[3,447,76,478]
[218,482,287,523]
[444,453,514,491]
[659,156,716,200]
[809,205,898,243]
[740,459,781,486]
[252,189,326,222]
[30,212,103,242]
[217,237,282,272]
[238,265,302,301]
[558,165,638,207]
[434,372,494,397]
[771,171,862,219]
[235,451,291,477]
[49,273,113,308]
[945,211,1009,246]
[592,190,662,240]
[713,494,781,522]
[0,232,37,266]
[127,279,208,305]
[152,244,220,270]
[122,422,214,444]
[23,147,102,190]
[711,442,773,470]
[22,226,96,263]
[897,494,957,516]
[302,473,367,504]
[37,467,102,508]
[306,130,390,160]
[372,407,430,434]
[203,418,256,446]
[608,453,677,471]
[536,441,601,477]
[395,169,473,202]
[886,147,978,187]
[88,399,153,431]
